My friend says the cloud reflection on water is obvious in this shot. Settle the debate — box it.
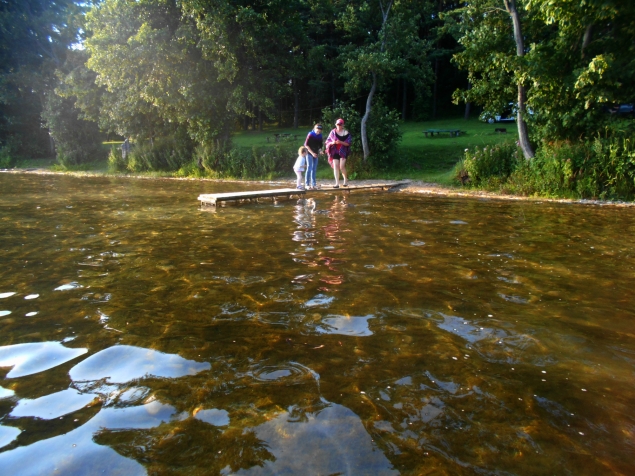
[0,400,177,475]
[9,388,98,420]
[68,345,211,383]
[232,402,398,476]
[0,342,87,378]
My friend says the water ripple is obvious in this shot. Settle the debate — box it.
[249,362,320,387]
[317,314,375,336]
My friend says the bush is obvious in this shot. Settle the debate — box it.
[124,137,193,173]
[503,138,635,199]
[195,140,231,172]
[457,141,520,185]
[107,146,126,172]
[460,136,635,200]
[0,137,19,168]
[321,99,403,170]
[193,140,295,179]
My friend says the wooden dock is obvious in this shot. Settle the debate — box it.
[198,182,406,207]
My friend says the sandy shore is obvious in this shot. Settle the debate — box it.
[3,168,635,208]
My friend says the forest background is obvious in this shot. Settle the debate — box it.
[1,0,634,199]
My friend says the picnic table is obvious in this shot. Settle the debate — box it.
[423,129,462,137]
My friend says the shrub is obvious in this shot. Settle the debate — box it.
[195,140,231,172]
[458,141,520,185]
[194,140,294,179]
[125,137,193,173]
[0,137,19,168]
[504,138,635,199]
[107,146,126,172]
[460,135,635,200]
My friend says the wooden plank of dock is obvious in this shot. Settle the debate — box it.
[198,182,407,207]
[198,188,304,207]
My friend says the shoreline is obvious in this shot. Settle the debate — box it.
[3,168,635,208]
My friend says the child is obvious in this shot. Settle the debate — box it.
[293,146,308,190]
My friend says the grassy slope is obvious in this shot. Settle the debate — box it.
[233,119,519,184]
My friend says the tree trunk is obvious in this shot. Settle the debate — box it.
[581,24,593,58]
[293,78,299,129]
[464,102,471,121]
[361,72,377,162]
[503,0,534,159]
[243,101,249,130]
[402,78,407,120]
[432,58,439,119]
[361,0,393,162]
[464,81,471,120]
[331,72,336,106]
[258,107,263,131]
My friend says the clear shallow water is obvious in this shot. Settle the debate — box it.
[0,173,634,475]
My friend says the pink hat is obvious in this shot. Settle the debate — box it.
[336,118,345,125]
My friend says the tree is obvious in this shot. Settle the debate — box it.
[337,0,431,162]
[0,0,84,160]
[450,0,535,157]
[41,87,104,167]
[81,0,233,144]
[451,0,635,148]
[523,0,635,140]
[502,0,533,158]
[180,0,313,130]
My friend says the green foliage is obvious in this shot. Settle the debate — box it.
[83,0,234,143]
[198,142,295,179]
[124,138,193,173]
[107,146,126,173]
[457,141,521,184]
[322,100,402,169]
[0,0,85,159]
[459,135,635,200]
[110,137,296,179]
[42,92,105,168]
[451,0,635,142]
[337,1,432,96]
[508,138,635,200]
[0,137,21,168]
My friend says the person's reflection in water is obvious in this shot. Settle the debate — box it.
[323,195,348,246]
[317,195,349,288]
[292,198,316,231]
[289,196,349,287]
[290,199,319,275]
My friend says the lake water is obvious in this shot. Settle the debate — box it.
[0,173,634,475]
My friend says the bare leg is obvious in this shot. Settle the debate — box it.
[340,159,348,185]
[332,159,340,186]
[295,170,303,188]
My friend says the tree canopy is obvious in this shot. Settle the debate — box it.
[451,0,635,142]
[1,0,633,169]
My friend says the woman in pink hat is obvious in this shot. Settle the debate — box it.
[325,118,351,188]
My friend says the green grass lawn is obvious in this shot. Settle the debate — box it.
[18,118,517,184]
[233,118,519,184]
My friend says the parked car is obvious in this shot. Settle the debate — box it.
[480,110,515,124]
[480,103,533,123]
[609,104,634,116]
